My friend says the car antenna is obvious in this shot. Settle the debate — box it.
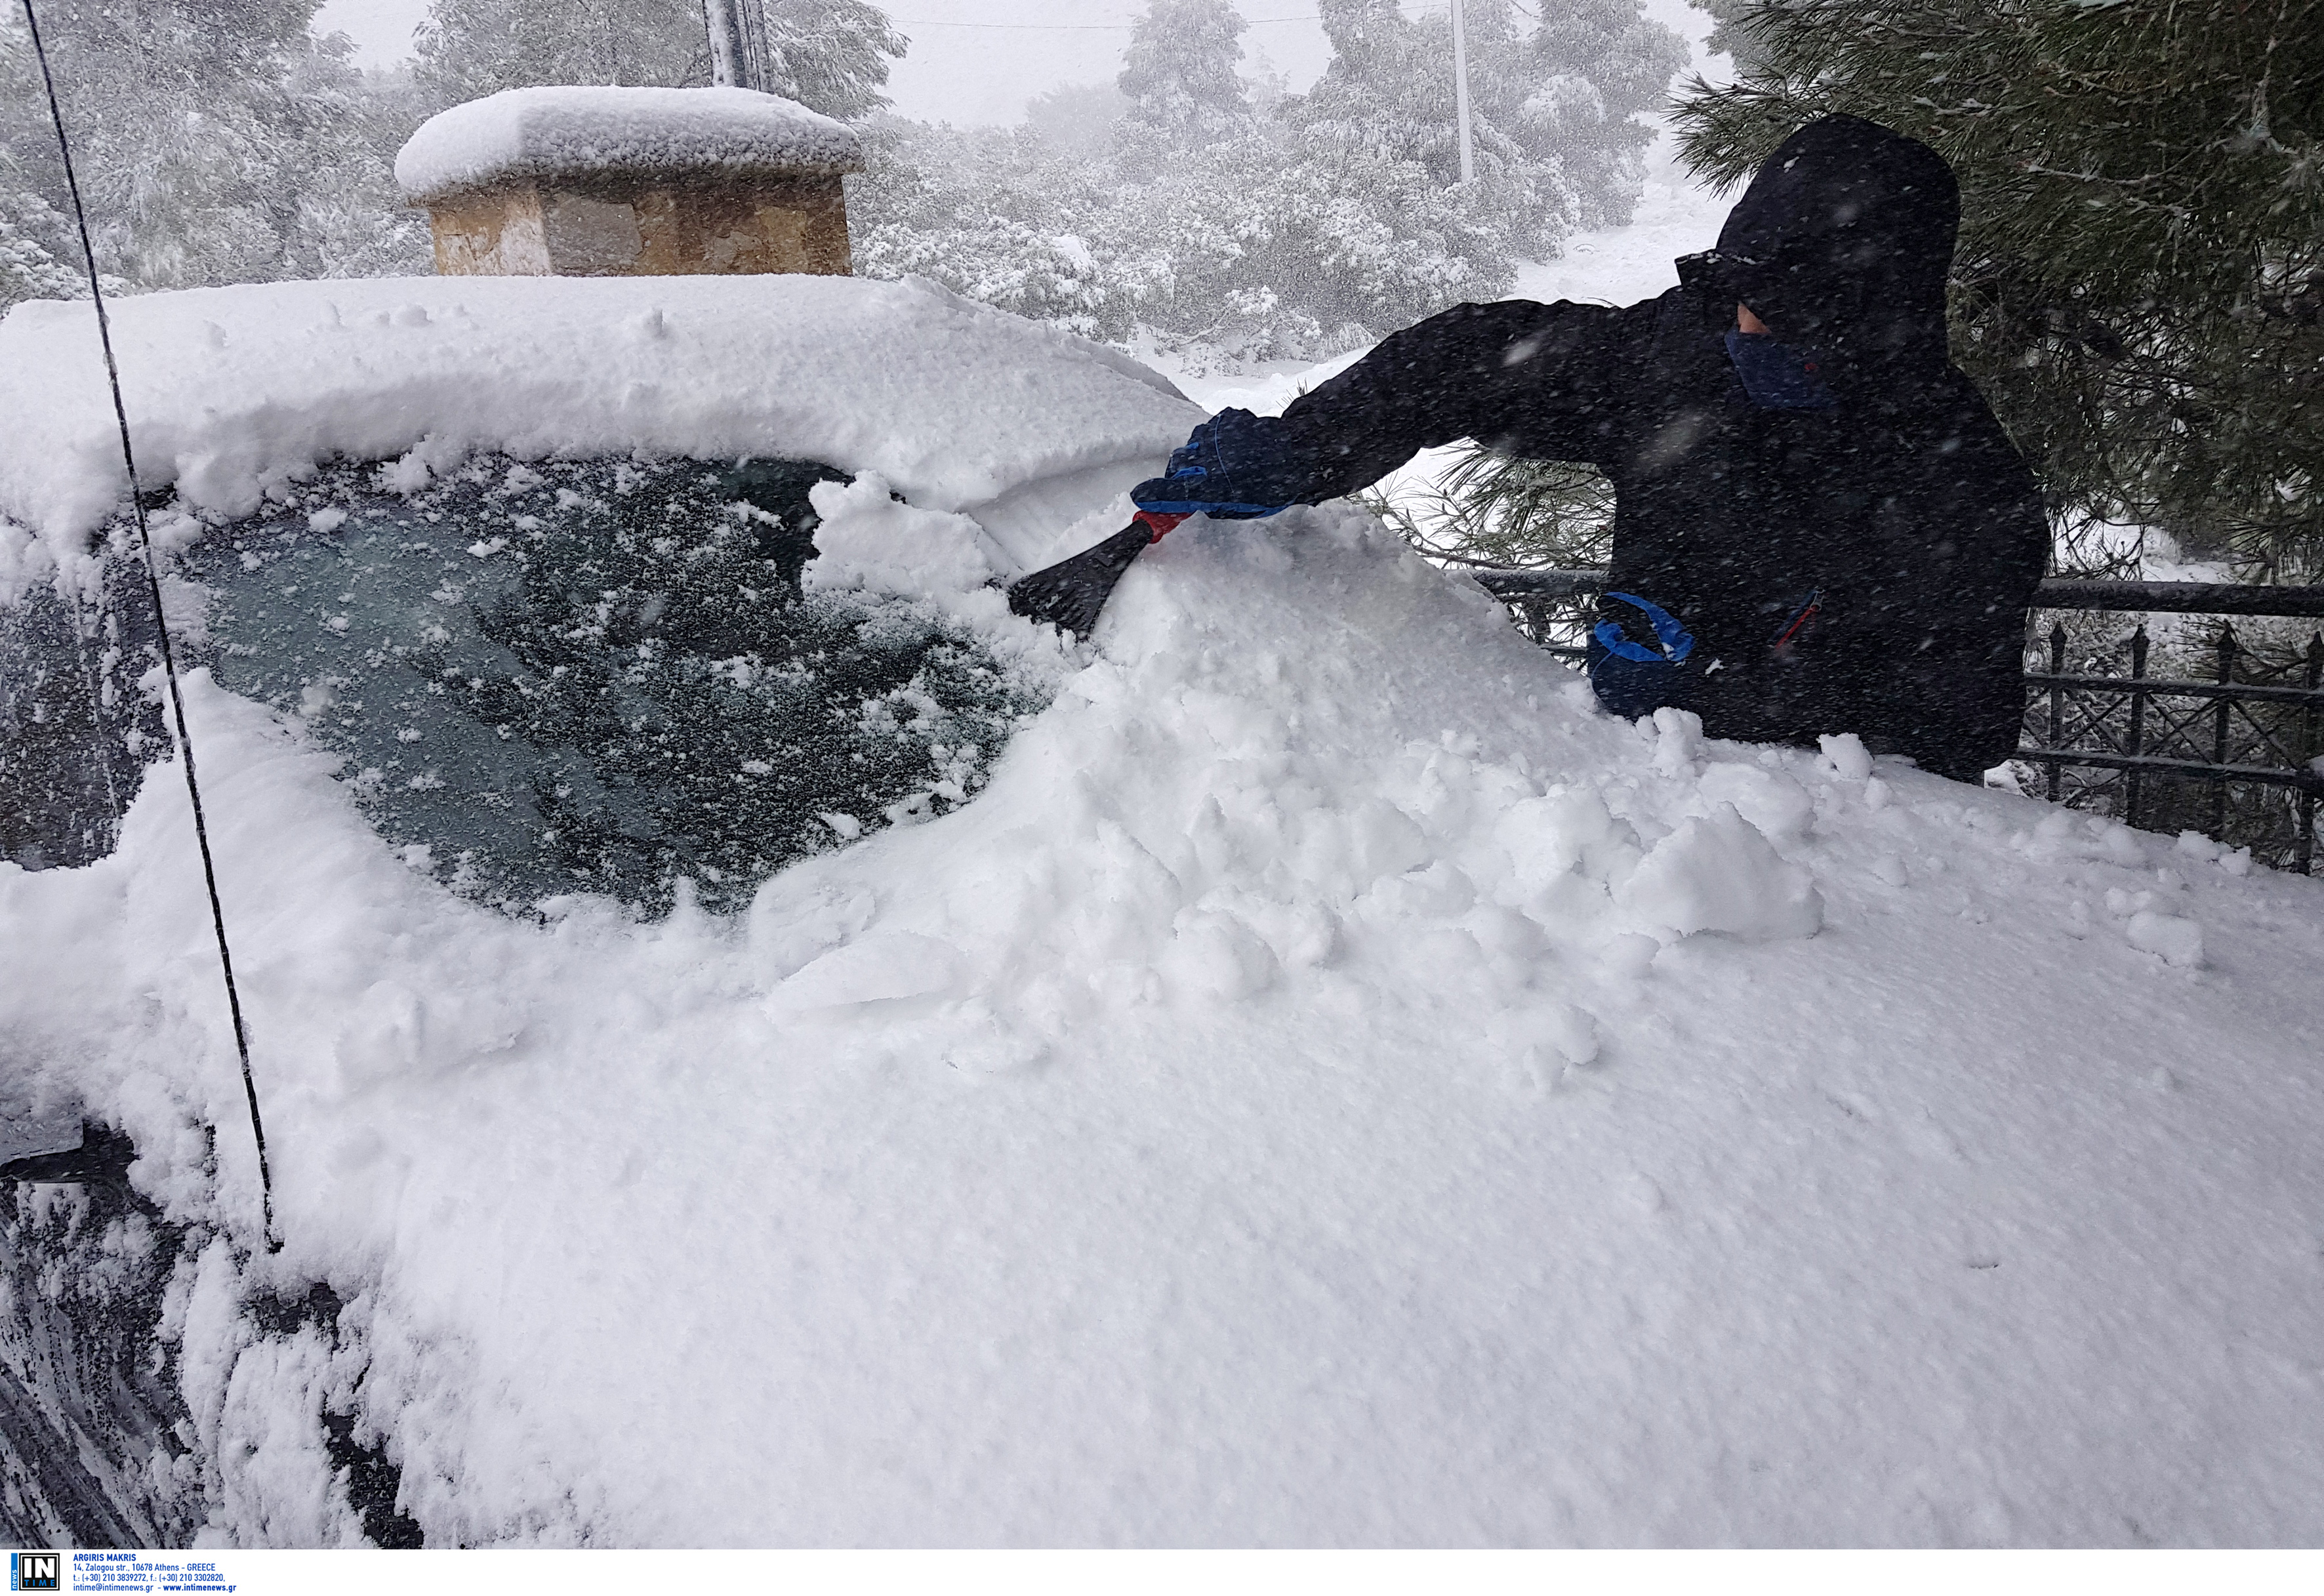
[20,0,278,1253]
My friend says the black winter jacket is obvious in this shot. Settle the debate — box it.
[1244,118,2049,780]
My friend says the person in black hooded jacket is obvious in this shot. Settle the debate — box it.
[1131,115,2048,783]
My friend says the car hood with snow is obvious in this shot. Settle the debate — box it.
[0,271,1197,577]
[1,272,2322,1547]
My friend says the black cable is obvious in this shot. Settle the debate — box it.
[21,0,277,1250]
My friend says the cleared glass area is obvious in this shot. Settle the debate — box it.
[172,454,1051,914]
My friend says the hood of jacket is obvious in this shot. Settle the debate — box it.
[1709,115,1959,382]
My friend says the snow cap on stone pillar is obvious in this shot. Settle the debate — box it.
[394,85,864,278]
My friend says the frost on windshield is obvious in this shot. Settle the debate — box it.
[174,455,1053,915]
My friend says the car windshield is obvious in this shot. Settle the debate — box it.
[5,453,1055,915]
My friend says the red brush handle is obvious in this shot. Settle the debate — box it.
[1133,510,1187,543]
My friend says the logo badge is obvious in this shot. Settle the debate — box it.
[9,1553,58,1592]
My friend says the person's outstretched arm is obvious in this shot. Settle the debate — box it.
[1133,298,1631,519]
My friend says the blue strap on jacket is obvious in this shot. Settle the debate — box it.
[1593,592,1695,665]
[1587,592,1698,721]
[1130,407,1302,520]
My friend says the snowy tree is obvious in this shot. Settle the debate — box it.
[1294,0,1497,186]
[1103,117,1524,355]
[1117,0,1251,152]
[854,0,1538,359]
[849,117,1134,340]
[279,41,434,280]
[1265,0,1555,314]
[1672,0,2324,579]
[1291,0,1682,245]
[1024,82,1131,163]
[415,0,711,104]
[415,0,903,120]
[1,0,296,289]
[0,0,427,296]
[1114,0,1256,185]
[757,0,906,121]
[1524,0,1690,228]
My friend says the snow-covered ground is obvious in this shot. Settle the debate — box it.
[3,227,2323,1547]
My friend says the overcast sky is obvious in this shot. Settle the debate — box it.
[312,0,1717,127]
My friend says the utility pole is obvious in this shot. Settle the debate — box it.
[703,0,750,88]
[1450,0,1475,184]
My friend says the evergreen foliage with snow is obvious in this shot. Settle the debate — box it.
[0,190,83,306]
[1671,0,2324,580]
[1367,444,1615,575]
[852,0,1686,363]
[1116,0,1252,162]
[412,0,903,122]
[0,2,428,304]
[413,0,711,106]
[1528,0,1693,228]
[750,0,906,122]
[1685,0,1772,77]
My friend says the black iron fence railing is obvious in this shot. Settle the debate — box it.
[2022,602,2323,875]
[1467,567,1605,663]
[1469,568,2324,874]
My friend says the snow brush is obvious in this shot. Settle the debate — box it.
[1006,510,1185,638]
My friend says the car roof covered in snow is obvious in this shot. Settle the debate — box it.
[0,273,1196,554]
[396,87,865,203]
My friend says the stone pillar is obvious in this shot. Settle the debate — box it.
[395,86,863,278]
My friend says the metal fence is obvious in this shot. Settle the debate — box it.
[2019,583,2324,874]
[1470,567,2324,874]
[1468,567,1606,663]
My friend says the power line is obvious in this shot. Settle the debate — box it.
[22,0,278,1252]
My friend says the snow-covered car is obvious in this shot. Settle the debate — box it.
[3,272,2323,1547]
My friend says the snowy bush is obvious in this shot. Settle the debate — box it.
[0,192,87,307]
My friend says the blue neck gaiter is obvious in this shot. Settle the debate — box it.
[1724,329,1839,411]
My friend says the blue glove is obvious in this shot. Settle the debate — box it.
[1130,407,1307,520]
